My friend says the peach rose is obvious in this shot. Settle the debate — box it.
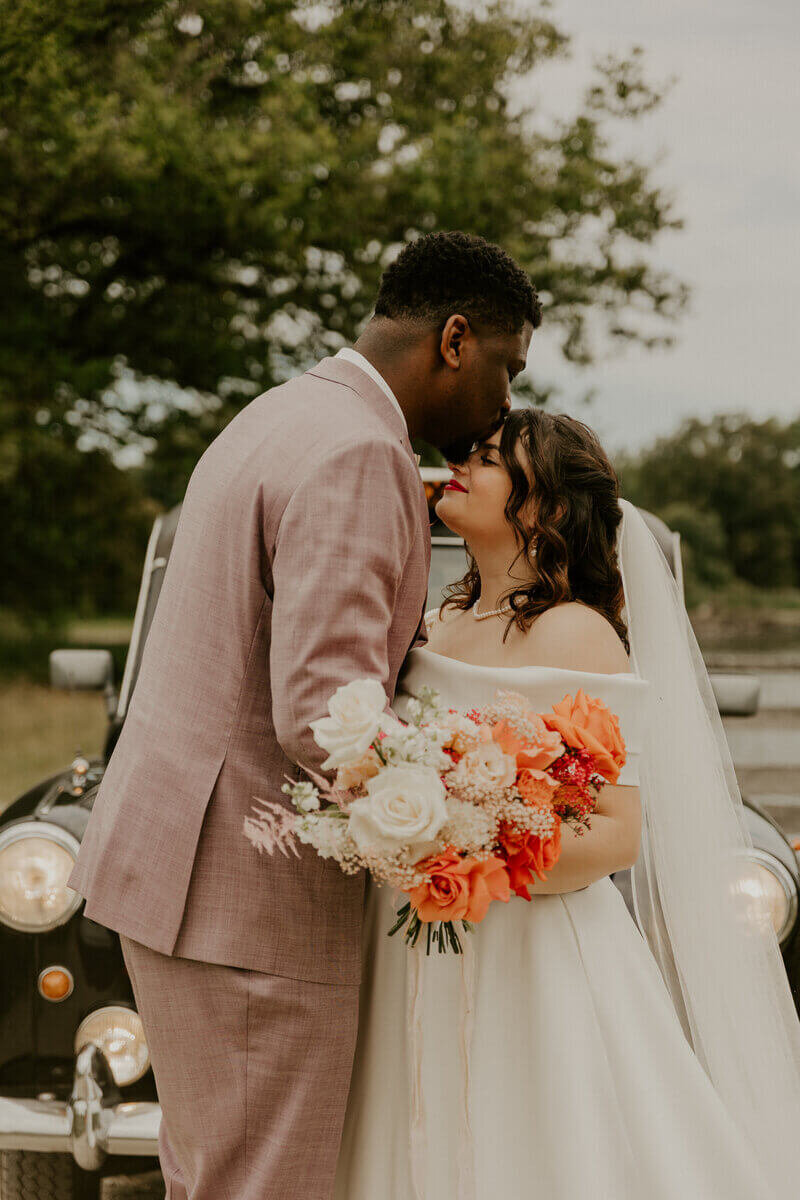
[498,821,562,899]
[448,738,518,794]
[430,710,483,755]
[407,849,511,924]
[335,748,382,791]
[491,719,564,772]
[542,689,626,784]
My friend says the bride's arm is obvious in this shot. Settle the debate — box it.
[526,783,641,894]
[518,602,642,893]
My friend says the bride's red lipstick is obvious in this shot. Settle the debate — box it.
[444,479,468,493]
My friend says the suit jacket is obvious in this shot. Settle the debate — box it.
[67,356,431,985]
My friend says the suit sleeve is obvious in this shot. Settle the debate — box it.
[269,437,421,774]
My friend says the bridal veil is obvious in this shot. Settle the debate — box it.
[618,498,800,1194]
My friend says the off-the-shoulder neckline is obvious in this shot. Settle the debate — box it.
[411,644,646,683]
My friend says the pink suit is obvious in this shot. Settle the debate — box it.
[68,354,431,1197]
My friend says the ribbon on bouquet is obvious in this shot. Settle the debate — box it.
[406,934,477,1200]
[407,948,426,1198]
[458,938,477,1200]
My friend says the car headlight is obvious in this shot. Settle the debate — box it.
[0,820,83,932]
[75,1006,150,1086]
[733,849,798,946]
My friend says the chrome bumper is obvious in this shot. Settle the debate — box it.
[0,1044,160,1163]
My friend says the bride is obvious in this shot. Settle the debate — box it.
[334,408,800,1199]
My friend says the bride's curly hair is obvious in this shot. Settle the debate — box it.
[439,408,630,652]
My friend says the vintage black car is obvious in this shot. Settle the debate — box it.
[0,509,181,1197]
[1,477,798,1198]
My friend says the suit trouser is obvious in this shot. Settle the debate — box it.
[119,934,360,1199]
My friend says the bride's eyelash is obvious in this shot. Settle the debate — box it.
[480,454,496,465]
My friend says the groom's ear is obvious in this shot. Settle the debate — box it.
[439,313,470,369]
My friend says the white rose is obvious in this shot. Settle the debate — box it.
[309,678,388,769]
[347,764,448,858]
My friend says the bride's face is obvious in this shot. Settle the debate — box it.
[435,427,528,547]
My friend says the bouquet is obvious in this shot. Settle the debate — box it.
[243,679,627,954]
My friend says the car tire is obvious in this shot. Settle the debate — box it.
[0,1151,100,1200]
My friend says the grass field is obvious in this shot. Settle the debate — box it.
[0,681,109,814]
[0,613,130,814]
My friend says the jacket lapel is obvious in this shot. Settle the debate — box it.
[306,353,432,598]
[306,356,416,467]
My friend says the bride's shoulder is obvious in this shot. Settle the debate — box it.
[424,604,459,630]
[521,602,632,676]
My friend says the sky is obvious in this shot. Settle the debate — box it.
[504,0,799,452]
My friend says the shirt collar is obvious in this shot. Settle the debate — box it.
[334,347,406,430]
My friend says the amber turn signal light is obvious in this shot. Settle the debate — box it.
[38,966,74,1002]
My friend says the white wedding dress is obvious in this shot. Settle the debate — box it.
[333,643,779,1200]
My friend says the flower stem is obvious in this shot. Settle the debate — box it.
[387,901,411,938]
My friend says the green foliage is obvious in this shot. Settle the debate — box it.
[619,416,800,595]
[660,502,733,585]
[1,0,685,471]
[0,0,689,615]
[0,435,156,618]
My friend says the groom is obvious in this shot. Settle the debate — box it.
[67,230,540,1199]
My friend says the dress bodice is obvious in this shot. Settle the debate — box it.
[396,644,651,786]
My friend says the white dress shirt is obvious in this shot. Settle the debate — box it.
[334,347,406,429]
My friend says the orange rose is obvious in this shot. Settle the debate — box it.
[497,821,562,899]
[543,690,626,784]
[407,849,511,924]
[517,767,560,807]
[491,719,564,772]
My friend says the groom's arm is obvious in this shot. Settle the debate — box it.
[269,436,420,775]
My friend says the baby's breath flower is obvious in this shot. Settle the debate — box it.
[479,689,554,744]
[440,796,496,854]
[380,723,450,770]
[297,813,357,865]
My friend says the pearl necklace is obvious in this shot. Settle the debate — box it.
[472,599,513,620]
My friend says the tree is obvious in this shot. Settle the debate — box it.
[0,435,156,618]
[618,416,800,591]
[1,0,687,504]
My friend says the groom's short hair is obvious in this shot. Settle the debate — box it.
[374,231,542,334]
